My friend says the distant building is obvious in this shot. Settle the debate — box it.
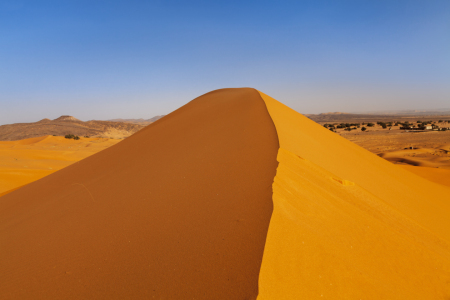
[425,125,432,130]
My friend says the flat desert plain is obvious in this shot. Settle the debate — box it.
[310,117,450,188]
[339,126,450,187]
[0,135,120,196]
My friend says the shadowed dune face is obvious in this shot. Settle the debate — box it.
[0,88,279,299]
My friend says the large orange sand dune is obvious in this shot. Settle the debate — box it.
[0,89,278,299]
[1,88,449,299]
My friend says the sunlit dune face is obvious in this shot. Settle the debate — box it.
[257,91,450,299]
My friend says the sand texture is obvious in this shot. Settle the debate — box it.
[399,165,450,188]
[257,91,450,299]
[0,88,278,299]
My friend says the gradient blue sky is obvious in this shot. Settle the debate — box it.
[1,0,449,124]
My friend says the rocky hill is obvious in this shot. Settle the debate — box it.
[0,116,149,141]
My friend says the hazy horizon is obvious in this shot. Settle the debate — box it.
[1,0,449,124]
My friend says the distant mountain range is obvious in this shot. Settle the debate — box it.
[305,110,450,123]
[107,115,165,125]
[351,108,450,115]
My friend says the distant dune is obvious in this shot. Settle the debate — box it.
[379,146,450,169]
[0,116,146,141]
[399,165,450,188]
[1,88,449,299]
[0,135,120,195]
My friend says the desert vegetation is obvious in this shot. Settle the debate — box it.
[320,118,450,134]
[65,134,80,140]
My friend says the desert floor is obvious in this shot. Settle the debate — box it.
[336,126,450,187]
[0,135,120,195]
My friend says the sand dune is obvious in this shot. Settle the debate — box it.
[379,147,450,169]
[399,165,450,188]
[1,88,449,299]
[0,89,278,299]
[0,136,120,195]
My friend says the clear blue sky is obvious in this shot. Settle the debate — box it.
[1,0,449,124]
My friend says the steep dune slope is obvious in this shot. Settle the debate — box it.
[257,91,450,299]
[0,88,279,299]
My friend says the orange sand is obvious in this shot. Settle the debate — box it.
[379,148,450,169]
[257,91,450,299]
[399,165,450,188]
[0,88,278,299]
[0,135,119,195]
[2,89,450,299]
